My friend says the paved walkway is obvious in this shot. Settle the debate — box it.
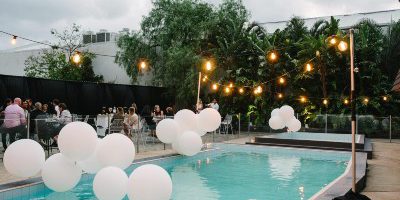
[362,139,400,200]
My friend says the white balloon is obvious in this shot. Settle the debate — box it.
[77,139,103,174]
[279,105,295,123]
[287,118,302,132]
[195,115,207,136]
[174,109,197,131]
[58,122,98,161]
[41,153,82,192]
[96,134,135,169]
[4,139,45,178]
[269,116,285,130]
[271,108,280,117]
[198,108,221,132]
[172,139,183,154]
[93,167,128,200]
[127,164,172,200]
[178,131,203,156]
[156,119,180,143]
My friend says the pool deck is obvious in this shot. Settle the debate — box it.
[361,139,400,200]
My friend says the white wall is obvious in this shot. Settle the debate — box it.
[0,42,153,85]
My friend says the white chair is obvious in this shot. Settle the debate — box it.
[219,114,233,134]
[96,115,108,137]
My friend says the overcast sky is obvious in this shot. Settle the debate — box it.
[1,0,399,50]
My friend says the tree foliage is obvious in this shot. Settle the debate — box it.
[116,0,400,123]
[24,24,103,82]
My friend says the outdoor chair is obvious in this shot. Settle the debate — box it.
[35,115,58,156]
[96,115,108,137]
[108,119,124,134]
[219,114,234,134]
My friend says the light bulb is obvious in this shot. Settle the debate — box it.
[206,61,212,71]
[338,41,348,52]
[239,88,244,94]
[329,37,337,45]
[140,61,146,69]
[224,87,231,94]
[72,52,81,64]
[344,99,349,105]
[212,83,218,90]
[278,93,283,98]
[11,36,17,45]
[279,77,285,84]
[306,63,312,72]
[323,99,328,105]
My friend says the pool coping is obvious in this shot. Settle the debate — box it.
[310,152,368,200]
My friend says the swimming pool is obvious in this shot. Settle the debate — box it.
[269,132,361,143]
[0,144,350,200]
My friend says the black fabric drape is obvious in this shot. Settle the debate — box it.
[0,75,172,114]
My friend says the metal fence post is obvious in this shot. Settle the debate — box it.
[238,113,241,137]
[136,115,140,153]
[390,115,392,143]
[325,113,328,133]
[27,112,30,139]
[356,115,358,135]
[107,113,110,135]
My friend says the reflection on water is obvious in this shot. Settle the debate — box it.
[171,165,220,200]
[268,156,301,181]
[46,191,79,200]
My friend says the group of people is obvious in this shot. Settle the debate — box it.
[104,104,173,138]
[0,98,72,151]
[196,98,220,113]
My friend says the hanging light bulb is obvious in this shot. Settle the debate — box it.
[224,87,231,94]
[205,61,212,71]
[212,83,218,90]
[202,75,208,82]
[11,36,17,45]
[253,86,262,95]
[363,97,369,104]
[277,93,283,99]
[72,51,81,64]
[229,82,234,88]
[279,77,285,84]
[267,51,278,63]
[338,41,348,52]
[300,96,307,103]
[329,36,337,45]
[140,61,147,69]
[305,63,312,72]
[323,99,328,105]
[239,88,244,94]
[383,96,388,101]
[344,99,349,105]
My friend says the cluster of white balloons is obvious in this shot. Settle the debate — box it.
[156,108,221,156]
[3,121,173,200]
[268,105,302,132]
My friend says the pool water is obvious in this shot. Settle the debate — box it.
[270,132,361,143]
[0,144,349,200]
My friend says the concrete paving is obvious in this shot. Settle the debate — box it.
[361,139,400,200]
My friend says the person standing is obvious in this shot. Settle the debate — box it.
[208,99,219,111]
[52,99,60,117]
[123,107,139,138]
[2,98,27,150]
[196,99,204,113]
[29,102,44,137]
